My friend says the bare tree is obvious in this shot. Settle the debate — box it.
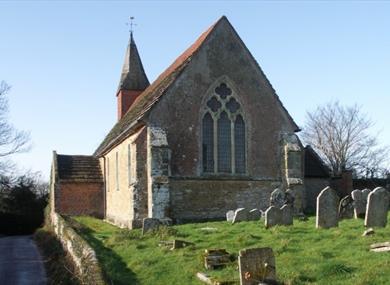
[0,81,30,173]
[301,101,389,178]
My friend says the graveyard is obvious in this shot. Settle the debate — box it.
[71,211,390,285]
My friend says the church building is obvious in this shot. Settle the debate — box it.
[50,16,330,228]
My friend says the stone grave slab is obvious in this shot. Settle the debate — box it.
[238,247,276,285]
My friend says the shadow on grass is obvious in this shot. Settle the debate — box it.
[69,219,139,285]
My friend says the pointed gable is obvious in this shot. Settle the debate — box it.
[95,16,299,156]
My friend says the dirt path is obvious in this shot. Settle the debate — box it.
[0,235,46,285]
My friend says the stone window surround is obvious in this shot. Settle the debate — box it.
[200,76,248,176]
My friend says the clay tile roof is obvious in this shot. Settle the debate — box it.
[57,154,103,183]
[304,146,331,178]
[94,16,224,156]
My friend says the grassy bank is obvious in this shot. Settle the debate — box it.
[73,214,390,285]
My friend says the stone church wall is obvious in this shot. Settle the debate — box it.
[104,127,148,228]
[170,179,280,222]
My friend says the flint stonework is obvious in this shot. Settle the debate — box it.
[265,206,282,228]
[316,187,339,229]
[365,187,389,228]
[238,247,276,285]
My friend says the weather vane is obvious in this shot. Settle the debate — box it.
[126,16,136,35]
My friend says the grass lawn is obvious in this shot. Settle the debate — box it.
[73,213,390,285]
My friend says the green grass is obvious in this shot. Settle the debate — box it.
[73,213,390,285]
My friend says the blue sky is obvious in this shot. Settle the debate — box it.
[1,1,389,179]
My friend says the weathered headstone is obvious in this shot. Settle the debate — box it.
[316,187,339,229]
[238,247,276,285]
[226,210,235,222]
[362,188,371,200]
[281,204,293,225]
[265,206,282,228]
[270,188,285,208]
[365,187,389,228]
[142,218,160,235]
[232,208,250,223]
[338,195,354,219]
[351,190,366,219]
[285,188,295,206]
[248,209,262,221]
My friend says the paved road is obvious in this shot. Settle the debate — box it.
[0,235,46,285]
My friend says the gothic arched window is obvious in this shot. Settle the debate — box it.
[202,82,246,174]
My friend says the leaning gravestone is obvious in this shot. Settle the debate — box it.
[238,247,276,285]
[265,206,282,228]
[270,188,285,208]
[281,204,293,225]
[338,195,354,219]
[142,218,160,235]
[232,208,250,224]
[365,187,390,228]
[248,209,262,221]
[226,210,235,222]
[351,190,366,218]
[316,187,339,229]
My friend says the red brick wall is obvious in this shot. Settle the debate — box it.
[56,182,104,218]
[117,90,143,120]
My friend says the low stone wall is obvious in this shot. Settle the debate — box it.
[50,212,106,284]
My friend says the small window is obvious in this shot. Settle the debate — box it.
[115,152,119,191]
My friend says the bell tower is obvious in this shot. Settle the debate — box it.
[117,32,149,120]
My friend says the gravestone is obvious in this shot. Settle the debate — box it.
[238,247,276,285]
[365,187,389,228]
[226,210,235,222]
[316,187,339,229]
[362,188,371,200]
[142,218,160,235]
[281,204,293,225]
[285,188,295,206]
[232,208,250,223]
[265,206,282,228]
[204,249,230,270]
[248,209,262,221]
[270,188,285,208]
[351,190,366,218]
[338,195,354,219]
